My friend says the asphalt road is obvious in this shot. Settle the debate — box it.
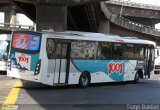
[1,74,160,110]
[0,73,6,80]
[10,74,160,110]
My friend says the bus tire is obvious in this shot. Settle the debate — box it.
[79,72,90,88]
[134,72,140,84]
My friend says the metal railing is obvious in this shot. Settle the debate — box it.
[106,0,160,10]
[0,22,34,31]
[100,2,160,37]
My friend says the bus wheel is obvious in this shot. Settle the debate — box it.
[79,72,90,88]
[134,72,139,84]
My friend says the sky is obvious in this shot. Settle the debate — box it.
[17,14,33,25]
[0,12,33,26]
[0,0,160,29]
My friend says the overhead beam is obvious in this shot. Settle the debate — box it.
[12,0,108,6]
[11,0,35,4]
[36,0,108,5]
[0,0,10,4]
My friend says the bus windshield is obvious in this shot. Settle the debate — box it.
[11,33,41,52]
[0,40,9,61]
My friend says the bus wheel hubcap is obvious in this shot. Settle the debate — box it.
[136,74,139,81]
[82,76,88,85]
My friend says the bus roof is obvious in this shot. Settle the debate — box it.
[42,31,121,42]
[13,30,156,46]
[64,31,120,38]
[122,36,156,46]
[42,31,156,46]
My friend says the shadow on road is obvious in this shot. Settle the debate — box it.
[15,76,160,110]
[20,80,138,90]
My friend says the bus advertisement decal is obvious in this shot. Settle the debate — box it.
[107,61,125,81]
[10,50,40,72]
[135,60,144,70]
[15,52,31,70]
[108,61,123,75]
[72,60,128,81]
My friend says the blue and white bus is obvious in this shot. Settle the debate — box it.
[7,31,156,87]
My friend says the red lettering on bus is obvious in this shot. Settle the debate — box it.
[108,62,123,75]
[18,56,29,63]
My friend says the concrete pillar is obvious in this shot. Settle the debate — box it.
[36,4,67,31]
[98,19,110,34]
[4,6,16,27]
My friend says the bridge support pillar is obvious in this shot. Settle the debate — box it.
[98,19,110,34]
[36,4,67,31]
[4,6,16,27]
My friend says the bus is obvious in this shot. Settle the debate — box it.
[154,46,160,74]
[7,31,156,87]
[0,34,11,74]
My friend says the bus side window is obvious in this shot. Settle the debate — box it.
[134,45,144,60]
[98,42,112,60]
[56,43,67,59]
[112,43,124,60]
[46,38,56,59]
[123,44,134,60]
[71,41,97,60]
[71,41,86,59]
[85,42,97,59]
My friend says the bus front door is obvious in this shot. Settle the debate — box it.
[54,42,70,84]
[144,47,153,78]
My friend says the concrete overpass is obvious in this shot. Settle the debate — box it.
[9,0,108,31]
[0,0,108,32]
[107,0,160,28]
